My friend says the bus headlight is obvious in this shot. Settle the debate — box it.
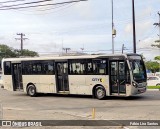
[132,82,137,88]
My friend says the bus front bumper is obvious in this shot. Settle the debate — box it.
[137,87,146,93]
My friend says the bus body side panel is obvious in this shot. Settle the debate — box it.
[68,75,110,96]
[125,84,132,96]
[39,75,56,93]
[3,75,13,91]
[85,75,110,96]
[23,75,56,93]
[69,75,89,95]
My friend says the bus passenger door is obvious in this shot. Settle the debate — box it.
[109,61,126,95]
[12,63,23,91]
[55,62,69,93]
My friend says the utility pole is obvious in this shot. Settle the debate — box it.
[80,48,84,53]
[122,44,125,54]
[63,48,71,53]
[153,12,160,41]
[159,11,160,41]
[111,0,116,54]
[132,0,136,53]
[15,33,28,55]
[80,44,84,53]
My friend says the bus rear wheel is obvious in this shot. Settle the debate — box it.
[95,86,106,100]
[27,85,37,97]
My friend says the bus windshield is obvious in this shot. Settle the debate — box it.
[128,56,146,82]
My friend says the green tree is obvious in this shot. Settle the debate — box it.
[145,61,160,73]
[14,49,39,57]
[151,40,160,48]
[0,44,39,60]
[0,44,17,60]
[154,56,160,60]
[22,49,39,57]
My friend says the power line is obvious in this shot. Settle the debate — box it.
[11,2,77,16]
[0,0,54,8]
[33,3,74,12]
[0,0,26,4]
[0,0,88,10]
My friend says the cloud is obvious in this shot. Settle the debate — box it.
[125,23,132,34]
[137,37,160,60]
[137,37,155,49]
[26,34,111,53]
[124,6,153,37]
[137,6,152,18]
[142,50,160,61]
[73,1,93,19]
[124,21,152,36]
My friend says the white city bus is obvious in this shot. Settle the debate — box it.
[1,53,147,99]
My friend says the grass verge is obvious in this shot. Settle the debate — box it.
[147,86,160,89]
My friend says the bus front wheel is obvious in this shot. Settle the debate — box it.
[27,85,37,97]
[95,86,106,100]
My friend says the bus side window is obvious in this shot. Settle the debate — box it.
[22,61,54,75]
[22,61,33,75]
[48,63,54,74]
[69,60,85,75]
[28,63,32,74]
[4,61,11,75]
[32,64,37,74]
[42,61,54,75]
[93,59,107,75]
[37,64,42,74]
[87,62,93,74]
[69,59,107,75]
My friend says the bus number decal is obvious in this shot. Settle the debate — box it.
[92,78,104,83]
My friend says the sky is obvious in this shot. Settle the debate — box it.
[0,0,160,60]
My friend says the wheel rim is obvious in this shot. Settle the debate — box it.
[29,87,35,95]
[97,88,105,98]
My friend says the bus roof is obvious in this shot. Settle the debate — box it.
[1,53,140,62]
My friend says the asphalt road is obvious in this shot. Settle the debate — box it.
[0,88,160,129]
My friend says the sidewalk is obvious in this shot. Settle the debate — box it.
[147,89,160,91]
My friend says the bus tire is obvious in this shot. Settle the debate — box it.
[95,86,106,100]
[27,85,37,97]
